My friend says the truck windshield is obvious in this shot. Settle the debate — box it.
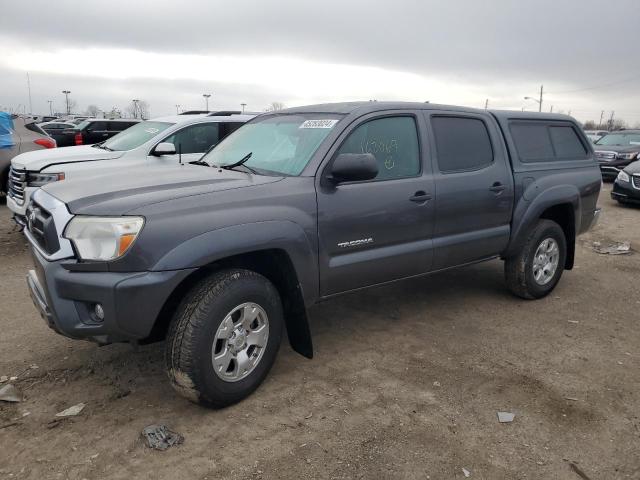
[595,132,640,147]
[102,121,173,151]
[201,114,343,175]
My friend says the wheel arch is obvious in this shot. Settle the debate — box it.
[146,247,314,359]
[506,184,580,269]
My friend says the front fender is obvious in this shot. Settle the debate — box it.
[505,183,580,258]
[152,220,319,305]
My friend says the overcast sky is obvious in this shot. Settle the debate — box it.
[1,0,639,124]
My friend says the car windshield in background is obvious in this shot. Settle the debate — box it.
[595,132,640,146]
[201,114,343,175]
[102,121,173,151]
[75,120,90,131]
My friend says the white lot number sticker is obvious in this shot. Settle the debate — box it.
[144,128,160,134]
[299,119,339,129]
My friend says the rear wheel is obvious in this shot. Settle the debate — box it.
[505,219,567,299]
[165,269,283,408]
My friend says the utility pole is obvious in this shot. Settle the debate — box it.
[484,99,489,110]
[241,103,247,113]
[524,85,543,112]
[27,73,33,115]
[175,104,181,115]
[608,111,615,131]
[47,100,53,116]
[550,105,553,113]
[62,90,71,115]
[538,85,543,112]
[203,93,211,111]
[599,110,605,129]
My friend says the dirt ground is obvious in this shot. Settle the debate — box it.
[0,183,638,480]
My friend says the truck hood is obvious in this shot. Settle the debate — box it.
[623,159,640,174]
[11,145,124,171]
[42,164,283,215]
[593,144,640,154]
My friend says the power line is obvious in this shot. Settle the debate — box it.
[546,72,640,95]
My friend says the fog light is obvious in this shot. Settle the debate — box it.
[94,303,105,321]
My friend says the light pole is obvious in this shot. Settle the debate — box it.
[62,90,71,115]
[241,103,247,113]
[47,100,53,116]
[132,99,140,119]
[524,85,543,112]
[175,104,181,115]
[203,93,211,111]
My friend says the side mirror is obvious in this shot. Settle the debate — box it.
[153,142,177,156]
[329,153,378,183]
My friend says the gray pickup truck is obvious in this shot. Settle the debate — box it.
[23,102,601,407]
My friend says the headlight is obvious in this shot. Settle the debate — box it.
[64,216,144,261]
[617,171,630,183]
[28,172,65,187]
[616,152,638,160]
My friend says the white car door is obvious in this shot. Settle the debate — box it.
[148,122,221,165]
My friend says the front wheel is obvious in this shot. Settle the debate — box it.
[165,269,283,408]
[504,219,567,299]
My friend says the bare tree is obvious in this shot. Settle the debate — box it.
[126,100,150,119]
[610,118,627,131]
[583,120,596,130]
[137,100,150,119]
[265,102,285,112]
[85,105,100,117]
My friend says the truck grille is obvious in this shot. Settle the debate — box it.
[633,175,640,190]
[594,151,616,162]
[8,166,27,205]
[25,201,60,255]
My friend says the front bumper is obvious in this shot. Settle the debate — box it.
[611,179,640,204]
[6,188,31,218]
[27,247,196,343]
[598,160,634,179]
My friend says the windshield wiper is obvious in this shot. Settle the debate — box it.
[92,142,113,151]
[217,152,257,174]
[188,159,210,166]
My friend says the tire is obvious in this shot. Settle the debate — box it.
[165,268,283,408]
[504,219,567,299]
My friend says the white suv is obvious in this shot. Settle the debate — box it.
[8,111,255,223]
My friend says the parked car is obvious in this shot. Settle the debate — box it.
[611,160,640,205]
[584,129,608,143]
[34,116,59,123]
[21,102,601,407]
[593,129,640,180]
[7,112,254,222]
[0,114,56,202]
[67,118,141,146]
[39,121,77,147]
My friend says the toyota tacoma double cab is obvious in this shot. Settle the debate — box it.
[23,102,601,407]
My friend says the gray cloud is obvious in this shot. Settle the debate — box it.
[1,0,640,122]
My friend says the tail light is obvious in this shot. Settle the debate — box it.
[34,138,56,149]
[74,132,83,145]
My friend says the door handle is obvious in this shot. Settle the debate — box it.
[489,182,505,193]
[409,191,432,203]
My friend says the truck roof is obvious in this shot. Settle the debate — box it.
[279,101,576,122]
[151,113,257,123]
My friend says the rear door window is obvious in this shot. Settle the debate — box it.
[431,116,494,172]
[86,121,107,132]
